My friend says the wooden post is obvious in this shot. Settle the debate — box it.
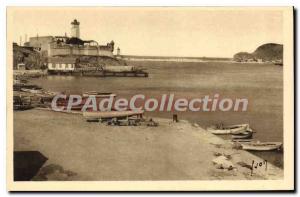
[251,160,254,176]
[173,114,178,122]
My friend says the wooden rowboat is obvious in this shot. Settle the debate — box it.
[207,124,252,135]
[83,109,144,119]
[82,91,116,98]
[13,95,32,111]
[232,139,252,143]
[21,87,43,94]
[14,84,40,91]
[231,131,253,139]
[240,142,282,151]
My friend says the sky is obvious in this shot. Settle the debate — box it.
[9,7,283,57]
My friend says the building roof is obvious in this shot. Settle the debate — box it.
[48,57,77,64]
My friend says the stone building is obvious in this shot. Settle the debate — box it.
[25,19,115,57]
[47,56,77,73]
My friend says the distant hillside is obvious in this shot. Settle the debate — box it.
[234,43,283,61]
[253,43,283,60]
[233,52,254,60]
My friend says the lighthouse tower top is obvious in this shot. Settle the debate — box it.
[71,19,80,38]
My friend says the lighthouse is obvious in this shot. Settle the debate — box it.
[71,19,80,38]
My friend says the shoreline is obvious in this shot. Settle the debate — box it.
[14,109,283,181]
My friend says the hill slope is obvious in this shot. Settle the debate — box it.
[253,43,283,60]
[234,43,283,61]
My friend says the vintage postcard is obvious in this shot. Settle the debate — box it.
[7,7,294,191]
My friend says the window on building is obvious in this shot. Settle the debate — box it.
[48,63,52,68]
[68,64,73,68]
[56,63,60,68]
[65,64,69,69]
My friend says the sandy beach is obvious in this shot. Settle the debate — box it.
[14,109,283,181]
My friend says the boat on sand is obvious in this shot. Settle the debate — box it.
[82,91,116,98]
[232,139,252,143]
[83,109,144,119]
[13,95,32,110]
[21,87,43,94]
[231,130,253,139]
[240,141,282,151]
[207,123,252,135]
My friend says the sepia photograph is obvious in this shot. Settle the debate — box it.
[6,7,294,191]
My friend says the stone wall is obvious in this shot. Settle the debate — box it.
[48,43,113,57]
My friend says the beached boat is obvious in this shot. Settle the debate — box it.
[43,90,62,96]
[232,139,253,143]
[207,124,252,135]
[82,91,116,98]
[13,95,32,110]
[240,141,282,151]
[13,79,28,85]
[231,130,253,139]
[21,87,43,94]
[83,110,144,120]
[13,84,40,91]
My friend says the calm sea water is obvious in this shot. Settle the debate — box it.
[30,61,283,167]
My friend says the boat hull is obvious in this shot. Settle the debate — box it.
[241,142,282,151]
[21,88,43,94]
[231,131,253,139]
[83,110,144,119]
[207,124,251,135]
[82,92,116,98]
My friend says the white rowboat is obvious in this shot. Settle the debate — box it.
[82,91,116,98]
[21,88,43,94]
[83,109,144,119]
[207,124,252,135]
[240,142,282,151]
